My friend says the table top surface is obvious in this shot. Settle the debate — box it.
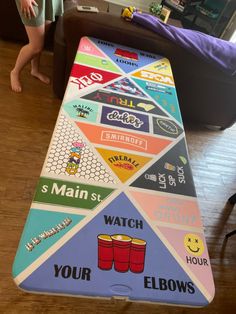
[13,36,214,307]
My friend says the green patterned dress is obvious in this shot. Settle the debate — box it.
[15,0,64,26]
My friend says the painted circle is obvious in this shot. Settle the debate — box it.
[184,233,204,256]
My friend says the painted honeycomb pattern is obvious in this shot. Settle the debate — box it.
[45,114,116,183]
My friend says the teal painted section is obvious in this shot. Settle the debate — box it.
[12,208,85,277]
[63,99,99,123]
[133,78,183,125]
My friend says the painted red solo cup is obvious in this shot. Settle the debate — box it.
[130,238,146,273]
[111,234,132,272]
[97,234,113,270]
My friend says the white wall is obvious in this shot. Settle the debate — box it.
[105,0,162,12]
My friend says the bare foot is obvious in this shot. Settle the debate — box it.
[31,70,50,84]
[10,70,22,93]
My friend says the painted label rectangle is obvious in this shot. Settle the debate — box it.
[34,177,114,209]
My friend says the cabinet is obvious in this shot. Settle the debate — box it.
[161,0,234,37]
[161,0,201,16]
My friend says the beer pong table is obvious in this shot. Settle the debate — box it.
[13,37,215,307]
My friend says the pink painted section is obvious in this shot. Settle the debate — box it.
[130,191,202,228]
[157,226,215,298]
[78,37,107,58]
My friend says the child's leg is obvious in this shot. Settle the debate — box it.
[30,20,52,84]
[10,23,46,92]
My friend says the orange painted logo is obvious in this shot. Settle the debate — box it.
[132,69,174,86]
[96,148,151,182]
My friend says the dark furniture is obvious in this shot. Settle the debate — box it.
[0,0,58,49]
[189,0,231,35]
[225,193,236,239]
[162,0,235,37]
[0,1,28,43]
[53,1,236,129]
[1,0,236,129]
[161,0,201,16]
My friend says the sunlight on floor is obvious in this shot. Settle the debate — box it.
[229,30,236,43]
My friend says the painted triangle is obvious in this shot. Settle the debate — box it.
[132,77,183,124]
[12,208,85,277]
[77,37,107,59]
[129,190,203,228]
[76,122,172,155]
[131,138,197,197]
[156,226,215,299]
[44,113,116,184]
[81,89,168,117]
[96,148,152,182]
[90,37,163,74]
[19,193,209,306]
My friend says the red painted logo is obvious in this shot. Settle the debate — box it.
[115,48,139,61]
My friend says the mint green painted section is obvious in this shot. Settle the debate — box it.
[12,209,85,278]
[33,177,114,209]
[75,53,122,74]
[63,99,99,123]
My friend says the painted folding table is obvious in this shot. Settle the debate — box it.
[13,37,215,307]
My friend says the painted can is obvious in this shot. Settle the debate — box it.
[111,234,132,272]
[97,234,113,270]
[130,238,146,273]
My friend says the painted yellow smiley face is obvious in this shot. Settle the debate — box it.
[184,233,204,256]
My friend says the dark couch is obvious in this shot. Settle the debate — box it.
[1,1,235,129]
[53,1,236,129]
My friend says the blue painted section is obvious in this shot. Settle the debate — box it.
[19,193,208,306]
[91,37,162,74]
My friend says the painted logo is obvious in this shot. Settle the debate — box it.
[115,48,139,61]
[70,64,120,90]
[107,110,144,129]
[73,104,93,118]
[132,70,174,86]
[101,107,149,132]
[108,155,139,170]
[82,90,167,116]
[96,148,151,182]
[157,119,178,134]
[25,218,72,252]
[153,118,183,138]
[98,234,146,273]
[70,72,103,90]
[66,142,85,175]
[101,130,147,150]
[184,234,204,256]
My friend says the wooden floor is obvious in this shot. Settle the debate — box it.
[0,40,235,314]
